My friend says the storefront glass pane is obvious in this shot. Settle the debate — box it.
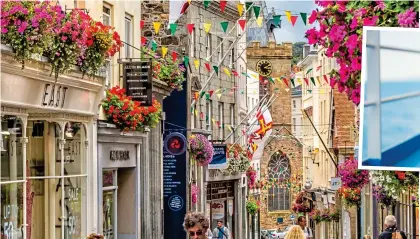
[63,123,85,176]
[63,177,86,239]
[28,121,47,177]
[103,191,115,239]
[1,183,24,239]
[102,170,115,187]
[227,199,234,233]
[1,116,24,182]
[211,201,225,230]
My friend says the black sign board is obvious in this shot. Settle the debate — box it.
[123,61,152,106]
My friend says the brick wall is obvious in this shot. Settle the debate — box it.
[333,89,357,149]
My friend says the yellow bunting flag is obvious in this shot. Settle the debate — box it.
[162,47,168,57]
[217,93,222,99]
[194,59,200,69]
[194,109,198,116]
[285,88,290,92]
[153,22,161,34]
[204,23,212,34]
[275,77,281,83]
[250,73,259,79]
[212,118,216,125]
[316,76,321,85]
[320,89,325,94]
[215,88,222,93]
[237,3,244,16]
[256,17,263,27]
[223,68,231,77]
[297,78,302,84]
[187,0,191,3]
[285,11,292,22]
[227,125,233,132]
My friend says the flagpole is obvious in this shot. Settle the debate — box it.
[223,93,269,142]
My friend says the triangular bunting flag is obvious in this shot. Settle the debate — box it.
[320,89,325,94]
[216,121,220,128]
[187,23,194,34]
[223,68,231,77]
[291,78,295,88]
[297,78,302,84]
[285,11,292,22]
[238,19,246,31]
[300,12,307,25]
[140,20,145,29]
[212,118,216,125]
[200,91,206,98]
[228,125,233,132]
[291,16,298,26]
[308,89,312,93]
[253,6,261,18]
[217,93,222,99]
[268,77,275,83]
[306,68,313,74]
[232,70,239,77]
[273,15,281,26]
[316,65,322,71]
[220,0,227,12]
[162,47,168,57]
[316,76,321,85]
[221,22,229,33]
[304,78,309,86]
[180,1,190,14]
[245,2,252,10]
[256,17,263,27]
[283,78,289,87]
[213,65,219,75]
[323,75,329,84]
[205,63,211,72]
[204,23,212,33]
[141,36,147,46]
[204,0,210,9]
[172,51,178,62]
[310,77,316,86]
[170,23,177,35]
[194,109,198,116]
[194,92,199,101]
[194,59,200,69]
[208,90,214,97]
[205,93,210,100]
[184,56,189,66]
[200,112,204,120]
[285,88,290,92]
[151,41,157,51]
[153,22,161,34]
[191,106,194,113]
[237,3,244,16]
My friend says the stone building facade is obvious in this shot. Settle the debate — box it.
[247,41,303,230]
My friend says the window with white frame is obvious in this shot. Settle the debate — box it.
[103,5,111,26]
[218,37,223,63]
[293,100,296,109]
[206,34,212,59]
[206,101,212,131]
[230,41,235,67]
[218,102,224,139]
[124,15,132,58]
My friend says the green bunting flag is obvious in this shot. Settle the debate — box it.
[306,68,313,74]
[213,65,219,75]
[205,93,210,100]
[170,23,177,35]
[204,0,210,8]
[151,41,157,51]
[268,77,275,83]
[291,78,295,88]
[245,2,252,10]
[220,22,229,33]
[191,106,194,113]
[200,91,206,98]
[273,15,281,26]
[253,6,261,18]
[184,56,189,66]
[310,77,316,86]
[308,90,312,93]
[300,12,307,25]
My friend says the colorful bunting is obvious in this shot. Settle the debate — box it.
[273,15,281,26]
[205,93,211,100]
[200,91,206,98]
[310,77,316,86]
[238,19,246,30]
[204,0,210,9]
[245,2,252,11]
[153,22,161,34]
[180,1,190,14]
[194,92,199,101]
[285,11,292,22]
[161,47,168,58]
[320,89,325,94]
[141,36,147,46]
[213,65,219,75]
[194,59,200,69]
[253,6,261,18]
[187,23,194,34]
[140,20,145,29]
[228,125,233,132]
[285,88,290,92]
[217,93,222,99]
[170,23,177,35]
[205,63,211,72]
[323,75,329,84]
[306,68,313,74]
[200,112,204,120]
[304,78,309,86]
[220,0,227,12]
[221,21,229,33]
[172,51,178,62]
[184,56,189,66]
[291,78,295,88]
[300,12,307,25]
[308,90,312,93]
[208,90,214,97]
[282,78,289,87]
[223,68,231,77]
[151,41,157,51]
[232,70,239,77]
[316,76,321,85]
[204,23,212,33]
[297,78,302,84]
[291,16,298,26]
[194,109,198,116]
[237,3,244,16]
[316,65,322,71]
[268,77,275,83]
[256,17,263,27]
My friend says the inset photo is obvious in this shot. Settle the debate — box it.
[359,27,420,170]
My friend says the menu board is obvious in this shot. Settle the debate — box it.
[123,61,152,106]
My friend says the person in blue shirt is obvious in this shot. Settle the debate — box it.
[212,220,230,239]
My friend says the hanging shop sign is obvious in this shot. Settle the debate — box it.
[208,144,227,169]
[123,61,152,106]
[164,132,187,156]
[330,177,342,191]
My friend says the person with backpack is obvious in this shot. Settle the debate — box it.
[379,215,407,239]
[212,220,230,239]
[297,216,314,239]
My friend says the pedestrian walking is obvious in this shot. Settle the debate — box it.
[285,225,306,239]
[206,228,213,239]
[297,216,314,239]
[363,235,371,239]
[212,220,230,239]
[183,212,211,239]
[379,215,407,239]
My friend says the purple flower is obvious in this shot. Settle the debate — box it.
[397,8,417,27]
[17,21,28,34]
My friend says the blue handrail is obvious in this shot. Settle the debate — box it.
[364,91,420,106]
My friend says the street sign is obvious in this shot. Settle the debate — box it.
[277,217,283,224]
[290,214,295,220]
[123,61,152,106]
[331,177,342,190]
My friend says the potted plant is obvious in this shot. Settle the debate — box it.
[222,144,251,175]
[188,134,214,166]
[309,209,322,224]
[152,56,186,91]
[246,200,258,216]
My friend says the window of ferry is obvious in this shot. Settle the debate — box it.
[27,121,86,239]
[1,116,24,239]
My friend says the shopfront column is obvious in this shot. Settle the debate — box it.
[19,116,28,239]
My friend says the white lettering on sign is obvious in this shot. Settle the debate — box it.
[41,84,68,108]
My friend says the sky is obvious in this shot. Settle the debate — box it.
[377,29,420,81]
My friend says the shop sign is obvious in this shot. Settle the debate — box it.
[164,132,187,156]
[110,150,130,161]
[123,61,152,106]
[211,202,225,219]
[330,177,342,190]
[208,145,227,169]
[41,83,68,108]
[99,143,136,168]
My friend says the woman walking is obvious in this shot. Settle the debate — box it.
[285,225,306,239]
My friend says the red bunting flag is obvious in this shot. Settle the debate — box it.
[238,19,246,30]
[216,121,221,128]
[323,75,329,84]
[290,16,298,26]
[205,62,211,72]
[208,90,214,97]
[140,20,145,29]
[232,70,239,77]
[304,78,309,86]
[200,112,204,120]
[316,65,322,71]
[282,78,289,87]
[187,24,194,34]
[172,51,177,61]
[194,92,199,101]
[141,36,147,46]
[180,1,190,14]
[220,0,227,12]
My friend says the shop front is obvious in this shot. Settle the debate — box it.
[97,125,147,239]
[1,47,104,239]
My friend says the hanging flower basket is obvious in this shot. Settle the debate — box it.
[246,166,257,188]
[246,200,259,215]
[291,191,311,213]
[338,186,362,208]
[372,184,397,207]
[102,86,162,132]
[337,157,369,189]
[309,209,322,223]
[191,184,199,205]
[188,134,214,166]
[221,144,251,175]
[152,57,186,91]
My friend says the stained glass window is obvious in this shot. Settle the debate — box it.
[267,152,290,211]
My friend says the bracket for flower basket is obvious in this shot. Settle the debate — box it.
[64,5,90,14]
